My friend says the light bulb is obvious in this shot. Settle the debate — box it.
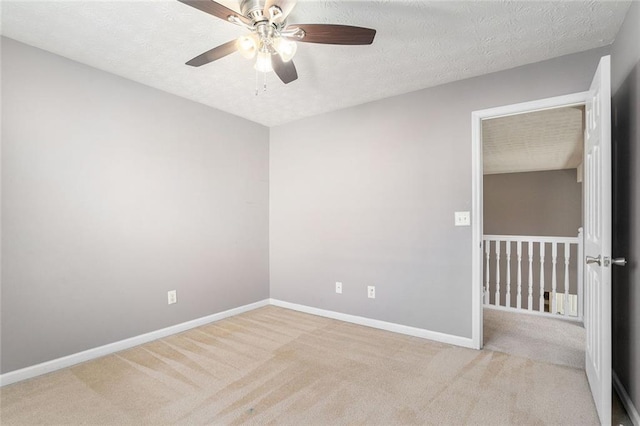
[236,35,257,59]
[254,51,273,73]
[274,37,297,62]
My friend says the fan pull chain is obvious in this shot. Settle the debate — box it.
[255,69,259,96]
[254,70,268,96]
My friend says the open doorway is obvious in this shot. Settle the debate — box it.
[470,91,589,351]
[480,105,585,368]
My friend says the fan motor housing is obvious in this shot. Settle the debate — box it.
[240,0,264,20]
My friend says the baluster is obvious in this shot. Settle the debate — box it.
[485,240,490,305]
[564,243,570,316]
[517,241,522,310]
[505,242,511,308]
[578,228,584,320]
[495,241,501,306]
[528,241,533,310]
[539,242,545,312]
[551,242,558,314]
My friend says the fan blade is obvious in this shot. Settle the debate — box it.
[186,40,237,67]
[272,54,298,84]
[263,0,297,23]
[286,24,376,45]
[177,0,251,25]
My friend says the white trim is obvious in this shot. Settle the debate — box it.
[1,297,478,387]
[483,234,580,244]
[270,299,475,349]
[471,91,590,354]
[613,370,640,426]
[471,109,483,350]
[0,299,270,387]
[472,92,589,121]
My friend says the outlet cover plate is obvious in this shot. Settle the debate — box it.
[367,286,375,299]
[335,282,342,294]
[455,211,471,226]
[168,290,177,305]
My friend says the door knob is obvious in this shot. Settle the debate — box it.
[612,257,627,266]
[586,255,601,266]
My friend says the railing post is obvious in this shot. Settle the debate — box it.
[577,227,584,321]
[551,242,558,314]
[505,242,511,308]
[485,239,490,305]
[528,241,534,311]
[517,241,522,309]
[539,242,546,313]
[564,243,571,317]
[495,241,501,306]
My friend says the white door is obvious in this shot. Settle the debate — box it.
[584,55,612,425]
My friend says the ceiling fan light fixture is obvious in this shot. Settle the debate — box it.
[274,37,297,62]
[254,50,273,73]
[236,35,258,59]
[267,5,283,22]
[178,0,377,86]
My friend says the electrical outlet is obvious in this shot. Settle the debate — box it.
[455,211,471,226]
[335,281,343,294]
[167,290,177,305]
[367,286,375,299]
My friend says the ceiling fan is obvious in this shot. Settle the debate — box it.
[177,0,377,85]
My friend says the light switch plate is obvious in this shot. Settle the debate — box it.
[455,211,471,226]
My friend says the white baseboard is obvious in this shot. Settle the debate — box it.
[1,298,476,387]
[269,298,475,349]
[0,299,270,387]
[613,370,640,426]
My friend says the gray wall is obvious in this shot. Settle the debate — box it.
[611,0,640,415]
[483,170,582,309]
[270,46,609,338]
[484,169,582,237]
[1,38,270,374]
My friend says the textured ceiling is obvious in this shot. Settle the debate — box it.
[483,106,584,175]
[0,1,631,127]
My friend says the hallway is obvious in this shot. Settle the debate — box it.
[483,308,584,369]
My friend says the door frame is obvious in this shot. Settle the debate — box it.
[470,91,590,349]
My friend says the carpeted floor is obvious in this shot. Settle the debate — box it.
[483,307,634,426]
[0,306,598,425]
[482,307,585,369]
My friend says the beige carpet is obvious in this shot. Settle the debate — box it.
[483,307,585,370]
[1,306,598,425]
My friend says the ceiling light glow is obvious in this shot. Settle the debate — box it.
[254,50,273,73]
[274,37,297,62]
[236,35,258,59]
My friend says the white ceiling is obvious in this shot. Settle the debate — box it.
[0,1,631,127]
[483,106,584,175]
